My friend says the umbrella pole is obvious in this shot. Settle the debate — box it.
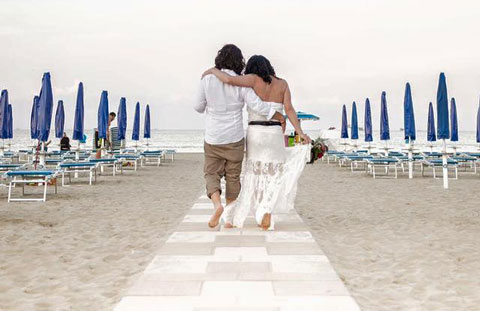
[408,138,413,179]
[442,139,449,189]
[39,141,46,167]
[74,141,80,178]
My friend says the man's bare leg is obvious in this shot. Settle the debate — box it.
[208,191,224,228]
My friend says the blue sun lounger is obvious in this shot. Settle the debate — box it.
[451,156,478,174]
[366,158,401,178]
[141,151,164,166]
[113,154,142,171]
[4,170,58,202]
[0,164,23,172]
[344,154,374,172]
[89,158,122,175]
[58,162,97,186]
[325,150,345,164]
[421,158,458,179]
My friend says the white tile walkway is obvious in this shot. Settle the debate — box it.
[114,190,361,311]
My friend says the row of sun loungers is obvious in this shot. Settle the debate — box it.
[0,148,177,202]
[325,150,480,179]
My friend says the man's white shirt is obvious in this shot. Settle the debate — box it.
[194,69,276,145]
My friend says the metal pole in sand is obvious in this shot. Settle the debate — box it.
[442,138,449,189]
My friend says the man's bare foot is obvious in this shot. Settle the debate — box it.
[224,222,234,228]
[208,205,224,228]
[261,213,271,231]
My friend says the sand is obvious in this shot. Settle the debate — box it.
[1,153,479,311]
[296,160,480,311]
[0,153,205,311]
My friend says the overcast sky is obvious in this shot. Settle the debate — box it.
[1,0,480,132]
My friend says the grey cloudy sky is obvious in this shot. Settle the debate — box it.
[1,0,480,131]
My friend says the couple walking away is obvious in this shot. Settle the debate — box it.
[194,44,311,231]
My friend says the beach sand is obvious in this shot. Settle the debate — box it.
[0,153,205,311]
[296,160,480,311]
[1,153,479,311]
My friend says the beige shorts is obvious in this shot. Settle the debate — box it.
[204,139,244,200]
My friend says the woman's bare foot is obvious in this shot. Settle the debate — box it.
[208,205,224,228]
[261,213,271,231]
[224,222,234,228]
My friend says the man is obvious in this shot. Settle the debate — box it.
[60,132,71,151]
[96,112,116,158]
[194,44,285,228]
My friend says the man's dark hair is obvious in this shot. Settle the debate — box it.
[109,112,116,117]
[215,44,245,75]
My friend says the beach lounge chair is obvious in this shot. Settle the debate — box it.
[88,158,122,176]
[421,158,458,179]
[366,157,401,178]
[58,162,98,186]
[325,150,345,164]
[3,170,58,202]
[141,150,164,166]
[422,151,443,159]
[161,149,176,162]
[337,152,369,168]
[394,155,425,174]
[0,163,23,172]
[451,155,478,173]
[344,154,374,172]
[113,154,142,171]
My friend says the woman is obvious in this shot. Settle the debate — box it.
[203,55,311,230]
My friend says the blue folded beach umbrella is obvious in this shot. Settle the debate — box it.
[436,73,450,188]
[364,98,373,142]
[30,96,39,139]
[144,104,151,139]
[132,102,140,141]
[297,111,319,121]
[403,83,416,141]
[450,97,458,142]
[436,73,449,139]
[427,102,436,142]
[73,82,84,141]
[340,105,348,139]
[97,91,109,139]
[477,102,480,143]
[351,102,358,140]
[0,90,9,139]
[117,97,127,140]
[37,73,54,142]
[55,100,65,139]
[380,91,390,140]
[7,104,13,139]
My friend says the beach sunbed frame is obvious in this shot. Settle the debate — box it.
[5,171,58,202]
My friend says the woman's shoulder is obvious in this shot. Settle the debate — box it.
[272,77,288,90]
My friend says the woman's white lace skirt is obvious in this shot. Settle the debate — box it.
[223,125,310,229]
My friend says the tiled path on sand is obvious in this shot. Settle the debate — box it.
[115,188,361,311]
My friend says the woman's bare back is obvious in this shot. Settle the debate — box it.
[252,76,287,104]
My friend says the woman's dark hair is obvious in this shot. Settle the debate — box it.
[245,55,277,84]
[215,44,245,75]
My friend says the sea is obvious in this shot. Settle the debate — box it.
[2,129,479,153]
